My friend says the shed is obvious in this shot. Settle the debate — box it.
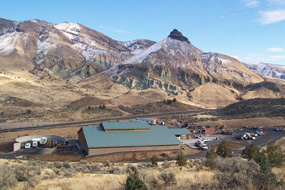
[170,128,192,139]
[202,128,215,134]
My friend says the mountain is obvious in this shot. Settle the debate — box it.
[245,63,285,79]
[0,18,284,111]
[99,30,263,92]
[79,29,284,108]
[0,18,154,81]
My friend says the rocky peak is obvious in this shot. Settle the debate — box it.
[168,29,190,43]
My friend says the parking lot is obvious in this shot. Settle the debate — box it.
[182,128,284,159]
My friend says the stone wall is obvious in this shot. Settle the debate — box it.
[88,145,180,156]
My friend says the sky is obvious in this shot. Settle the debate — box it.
[1,0,285,65]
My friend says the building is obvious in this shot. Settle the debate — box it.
[202,128,215,134]
[78,122,181,156]
[170,128,192,139]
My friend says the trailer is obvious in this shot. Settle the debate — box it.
[135,118,157,125]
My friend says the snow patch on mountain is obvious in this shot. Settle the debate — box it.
[55,22,108,60]
[165,37,194,57]
[0,32,19,55]
[36,37,55,55]
[246,63,285,79]
[55,22,81,39]
[120,40,150,55]
[217,58,231,65]
[122,38,166,65]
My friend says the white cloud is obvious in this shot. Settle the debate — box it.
[242,54,285,64]
[258,9,285,24]
[114,29,132,34]
[266,47,285,52]
[267,0,285,5]
[267,55,285,61]
[242,0,260,8]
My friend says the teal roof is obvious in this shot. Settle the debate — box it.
[170,128,192,135]
[82,125,181,148]
[102,122,150,130]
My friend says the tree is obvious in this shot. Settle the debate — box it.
[125,168,148,190]
[151,155,158,167]
[242,143,261,163]
[216,140,232,158]
[205,148,217,170]
[176,151,187,167]
[172,98,177,102]
[258,155,279,189]
[265,141,284,167]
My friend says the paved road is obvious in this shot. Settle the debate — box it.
[0,109,211,133]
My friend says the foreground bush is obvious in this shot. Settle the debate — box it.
[125,168,148,190]
[176,151,187,167]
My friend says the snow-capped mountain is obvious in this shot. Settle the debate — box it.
[0,18,153,81]
[245,63,285,79]
[106,29,264,94]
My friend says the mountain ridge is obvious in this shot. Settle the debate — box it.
[0,18,284,110]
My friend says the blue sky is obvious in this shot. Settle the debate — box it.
[1,0,285,65]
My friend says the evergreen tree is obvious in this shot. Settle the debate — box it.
[176,152,187,167]
[266,141,284,167]
[258,155,279,189]
[151,155,158,167]
[125,168,148,190]
[242,143,261,163]
[216,140,232,158]
[205,148,217,170]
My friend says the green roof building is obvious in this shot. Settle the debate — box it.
[78,122,181,156]
[170,128,192,139]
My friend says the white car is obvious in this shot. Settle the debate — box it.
[200,144,208,150]
[25,143,31,149]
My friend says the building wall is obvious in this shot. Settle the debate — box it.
[78,129,89,154]
[88,145,180,156]
[204,128,215,134]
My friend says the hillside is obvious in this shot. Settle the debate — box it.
[218,98,285,118]
[0,18,284,118]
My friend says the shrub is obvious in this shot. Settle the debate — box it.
[159,171,176,187]
[161,160,171,168]
[216,140,232,158]
[63,161,71,169]
[205,149,217,170]
[176,152,187,167]
[257,155,280,190]
[102,160,112,167]
[147,175,160,189]
[125,168,148,190]
[151,155,158,167]
[26,109,32,114]
[265,141,284,167]
[215,157,260,189]
[0,165,18,190]
[242,143,261,163]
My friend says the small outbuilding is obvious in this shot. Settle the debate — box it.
[78,122,181,156]
[202,128,215,134]
[170,128,192,139]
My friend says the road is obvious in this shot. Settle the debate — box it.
[0,109,211,133]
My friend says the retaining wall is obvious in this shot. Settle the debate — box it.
[88,145,180,156]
